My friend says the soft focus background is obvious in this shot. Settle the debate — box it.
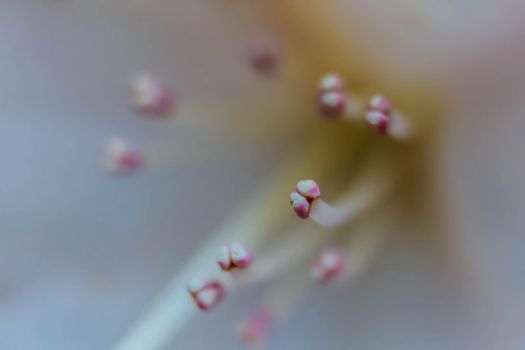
[1,1,525,349]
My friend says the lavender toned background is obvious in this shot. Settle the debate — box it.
[1,1,525,349]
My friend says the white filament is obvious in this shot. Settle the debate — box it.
[112,133,352,350]
[309,154,399,228]
[388,111,416,141]
[339,204,401,283]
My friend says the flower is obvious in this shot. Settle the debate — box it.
[4,1,525,349]
[111,1,525,349]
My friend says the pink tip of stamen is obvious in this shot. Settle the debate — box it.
[248,41,281,77]
[296,179,321,200]
[365,110,390,134]
[130,73,174,117]
[367,94,391,115]
[217,243,253,271]
[311,249,346,283]
[318,72,344,93]
[238,309,272,346]
[104,138,144,174]
[290,192,311,219]
[318,91,346,118]
[291,180,320,219]
[216,246,232,271]
[230,243,253,268]
[187,278,225,311]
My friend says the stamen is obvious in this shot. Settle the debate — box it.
[367,94,391,114]
[311,248,345,283]
[318,91,347,118]
[231,228,331,344]
[235,272,308,347]
[130,73,175,117]
[104,137,144,174]
[186,278,225,311]
[338,204,401,284]
[230,243,253,268]
[366,94,415,140]
[247,265,311,343]
[290,179,322,220]
[296,179,321,199]
[237,309,272,346]
[317,72,362,120]
[216,243,253,271]
[216,246,232,271]
[290,191,310,219]
[318,73,344,93]
[112,134,352,350]
[317,73,346,118]
[248,40,281,77]
[290,152,399,227]
[232,225,327,287]
[365,110,389,134]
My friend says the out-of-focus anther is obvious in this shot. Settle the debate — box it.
[248,40,281,77]
[311,249,346,283]
[366,94,415,140]
[317,73,347,118]
[217,243,253,271]
[318,73,344,94]
[296,179,321,200]
[290,192,310,219]
[367,94,392,115]
[291,159,393,227]
[186,278,225,311]
[318,91,347,118]
[290,179,321,220]
[130,73,175,117]
[237,309,272,346]
[104,137,144,175]
[365,110,390,134]
[366,94,392,133]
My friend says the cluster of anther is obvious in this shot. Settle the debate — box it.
[104,74,174,175]
[317,73,347,118]
[237,309,273,346]
[311,249,345,283]
[186,243,252,311]
[316,72,405,137]
[104,137,144,174]
[130,73,175,117]
[365,95,392,133]
[217,243,253,271]
[186,278,226,311]
[248,41,281,77]
[290,179,321,219]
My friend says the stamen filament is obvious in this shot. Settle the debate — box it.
[238,264,312,346]
[104,137,144,174]
[387,111,416,141]
[338,203,401,283]
[112,132,352,350]
[316,77,416,140]
[308,180,383,228]
[231,226,327,286]
[365,94,416,141]
[292,153,400,228]
[130,73,174,117]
